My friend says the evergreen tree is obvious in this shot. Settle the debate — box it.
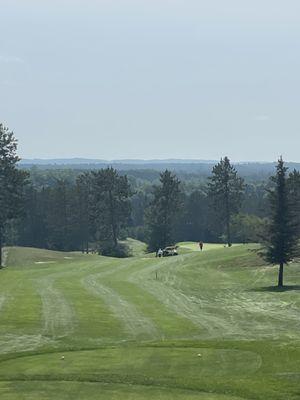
[287,169,300,237]
[76,173,92,253]
[0,124,28,267]
[208,156,245,246]
[231,213,265,243]
[145,170,182,251]
[89,168,132,256]
[46,179,75,251]
[180,190,210,242]
[17,185,49,249]
[260,158,299,287]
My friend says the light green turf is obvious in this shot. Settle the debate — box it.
[123,238,147,257]
[177,242,240,252]
[0,242,300,399]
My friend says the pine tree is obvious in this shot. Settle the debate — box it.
[260,158,299,287]
[0,124,28,267]
[183,190,210,241]
[145,170,182,251]
[76,173,92,253]
[208,156,245,246]
[17,185,49,249]
[287,169,300,237]
[46,179,71,250]
[89,168,132,256]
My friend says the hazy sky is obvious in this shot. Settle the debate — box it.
[1,0,300,161]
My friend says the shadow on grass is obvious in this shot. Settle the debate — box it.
[251,285,300,293]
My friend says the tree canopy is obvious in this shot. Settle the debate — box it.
[0,124,28,266]
[259,158,299,287]
[145,170,182,251]
[208,156,245,246]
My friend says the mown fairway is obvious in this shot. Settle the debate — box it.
[0,241,300,399]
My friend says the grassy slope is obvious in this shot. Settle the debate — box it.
[0,242,300,399]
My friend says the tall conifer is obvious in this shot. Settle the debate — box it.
[145,170,182,251]
[260,157,299,287]
[208,157,244,246]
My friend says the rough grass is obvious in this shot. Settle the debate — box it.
[0,242,300,399]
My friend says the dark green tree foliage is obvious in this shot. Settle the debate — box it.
[19,182,83,252]
[241,183,269,217]
[76,173,92,253]
[178,190,211,242]
[0,124,27,267]
[18,185,49,249]
[89,168,132,256]
[208,157,245,246]
[45,179,75,251]
[127,191,149,242]
[146,170,182,251]
[260,158,299,287]
[287,169,300,236]
[231,213,266,243]
[12,162,293,252]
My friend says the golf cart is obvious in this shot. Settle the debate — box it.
[162,246,178,257]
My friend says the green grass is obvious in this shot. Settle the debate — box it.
[177,242,228,252]
[0,242,300,399]
[123,238,147,257]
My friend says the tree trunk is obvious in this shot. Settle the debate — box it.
[278,262,284,287]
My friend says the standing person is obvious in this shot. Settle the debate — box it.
[199,241,204,251]
[157,248,163,258]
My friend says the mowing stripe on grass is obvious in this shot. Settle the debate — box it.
[83,273,158,339]
[128,256,245,339]
[33,258,121,340]
[0,297,5,312]
[37,277,75,338]
[104,280,200,339]
[0,334,53,355]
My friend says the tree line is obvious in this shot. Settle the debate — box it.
[12,165,267,254]
[1,124,300,287]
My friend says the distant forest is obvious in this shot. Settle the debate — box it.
[4,160,285,253]
[20,159,300,180]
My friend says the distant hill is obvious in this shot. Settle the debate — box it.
[20,158,217,166]
[19,158,300,180]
